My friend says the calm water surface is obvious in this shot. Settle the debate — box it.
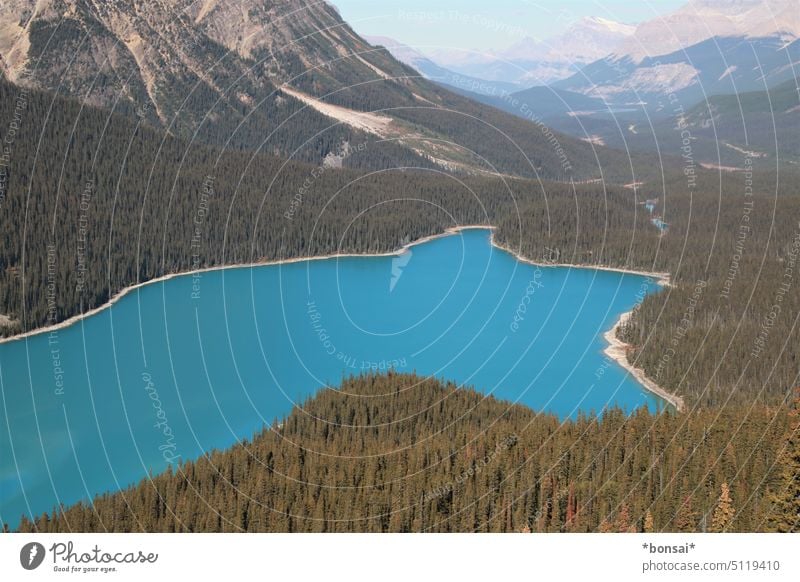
[0,228,664,525]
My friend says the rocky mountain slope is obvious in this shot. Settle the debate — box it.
[555,0,799,109]
[0,0,429,167]
[0,0,658,182]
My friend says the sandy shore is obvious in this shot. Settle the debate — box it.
[488,235,681,411]
[0,225,489,345]
[602,311,685,412]
[489,235,671,287]
[0,224,683,412]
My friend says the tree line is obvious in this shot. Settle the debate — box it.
[14,373,798,533]
[2,74,800,412]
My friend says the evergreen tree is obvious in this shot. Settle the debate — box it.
[767,390,800,532]
[643,510,655,533]
[711,483,735,532]
[674,495,698,532]
[10,374,793,533]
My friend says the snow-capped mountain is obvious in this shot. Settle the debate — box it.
[614,0,800,62]
[505,17,635,65]
[366,0,799,116]
[417,16,636,86]
[555,34,799,109]
[554,0,800,109]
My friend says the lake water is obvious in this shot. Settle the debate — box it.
[0,228,664,526]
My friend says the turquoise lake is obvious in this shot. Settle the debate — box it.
[0,228,664,526]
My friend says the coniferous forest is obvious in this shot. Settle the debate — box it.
[1,76,798,413]
[1,12,799,533]
[14,374,800,533]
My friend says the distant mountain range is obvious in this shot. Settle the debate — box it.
[610,0,800,62]
[409,16,637,87]
[444,84,609,120]
[369,0,799,168]
[555,34,799,109]
[364,36,522,96]
[543,78,800,168]
[376,0,798,111]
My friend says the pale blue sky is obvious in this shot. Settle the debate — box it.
[331,0,686,51]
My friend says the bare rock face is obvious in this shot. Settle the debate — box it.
[0,0,418,154]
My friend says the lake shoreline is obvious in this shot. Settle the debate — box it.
[487,233,683,413]
[602,311,685,413]
[488,234,672,287]
[0,224,684,415]
[0,225,489,345]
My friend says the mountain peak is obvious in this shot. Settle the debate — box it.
[616,0,799,61]
[577,16,636,36]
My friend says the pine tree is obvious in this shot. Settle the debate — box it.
[643,510,655,533]
[766,389,800,532]
[616,504,633,532]
[675,495,697,532]
[598,515,614,533]
[565,482,576,529]
[711,482,735,532]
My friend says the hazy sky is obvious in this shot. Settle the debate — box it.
[331,0,686,51]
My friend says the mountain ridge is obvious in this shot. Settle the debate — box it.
[613,0,799,62]
[555,34,800,110]
[417,15,636,86]
[0,0,666,183]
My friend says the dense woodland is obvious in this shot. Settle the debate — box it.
[2,75,798,410]
[1,69,799,533]
[494,168,800,407]
[0,74,660,338]
[13,374,799,533]
[543,78,800,169]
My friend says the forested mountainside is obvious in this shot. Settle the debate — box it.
[0,74,531,335]
[14,373,798,533]
[672,79,800,166]
[2,74,800,411]
[0,0,665,182]
[542,78,800,169]
[494,167,800,408]
[0,0,433,170]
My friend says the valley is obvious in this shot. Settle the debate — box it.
[0,0,798,539]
